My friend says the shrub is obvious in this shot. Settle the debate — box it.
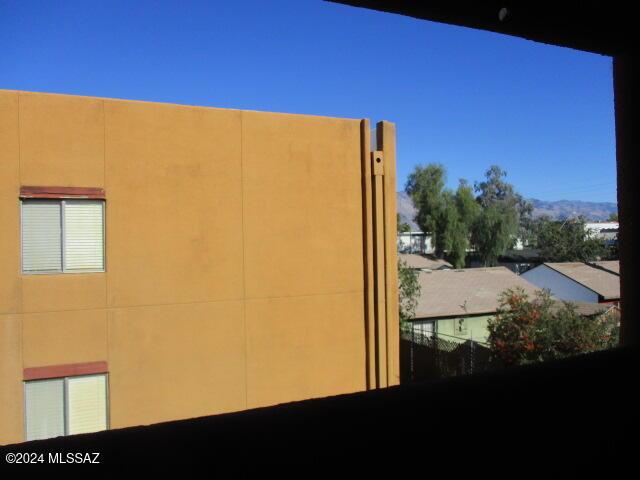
[487,287,619,366]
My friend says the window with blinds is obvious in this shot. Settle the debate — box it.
[67,375,108,435]
[21,199,105,273]
[24,374,108,441]
[21,201,62,272]
[24,379,65,441]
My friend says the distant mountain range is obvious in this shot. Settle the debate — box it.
[397,192,421,230]
[397,192,617,230]
[528,198,617,221]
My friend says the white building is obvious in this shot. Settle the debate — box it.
[397,231,435,254]
[585,221,619,235]
[585,221,618,246]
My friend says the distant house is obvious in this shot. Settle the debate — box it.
[409,266,615,344]
[521,262,620,305]
[585,221,619,236]
[549,301,619,318]
[590,260,620,275]
[399,253,451,271]
[468,248,543,275]
[410,267,541,343]
[585,221,619,247]
[397,231,434,254]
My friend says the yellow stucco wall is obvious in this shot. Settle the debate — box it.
[0,90,397,444]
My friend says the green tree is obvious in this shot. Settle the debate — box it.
[608,212,619,221]
[398,258,421,326]
[475,165,516,208]
[406,165,479,267]
[602,237,619,260]
[406,164,447,256]
[534,215,606,262]
[440,180,480,268]
[516,196,535,247]
[397,213,411,234]
[471,166,522,266]
[487,287,619,366]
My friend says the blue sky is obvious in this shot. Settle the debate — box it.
[0,0,617,203]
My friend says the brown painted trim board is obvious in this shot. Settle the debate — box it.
[24,361,108,381]
[20,186,106,199]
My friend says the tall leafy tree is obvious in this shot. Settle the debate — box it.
[398,258,421,326]
[472,166,522,266]
[406,165,479,267]
[405,164,447,257]
[516,196,535,247]
[534,215,606,262]
[441,181,480,268]
[475,165,514,208]
[406,164,528,267]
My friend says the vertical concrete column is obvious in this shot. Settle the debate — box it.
[360,120,376,389]
[360,120,400,389]
[377,121,400,386]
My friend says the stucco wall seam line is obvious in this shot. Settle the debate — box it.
[244,290,365,302]
[102,99,108,307]
[17,92,21,186]
[16,291,366,316]
[17,93,23,318]
[103,99,109,375]
[18,299,245,316]
[17,93,25,380]
[240,110,248,411]
[102,99,106,188]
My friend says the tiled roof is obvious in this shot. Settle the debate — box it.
[544,262,620,300]
[399,253,452,270]
[414,267,540,319]
[590,260,620,275]
[550,300,617,317]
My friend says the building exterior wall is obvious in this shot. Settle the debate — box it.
[397,232,434,254]
[435,314,493,344]
[521,265,599,303]
[585,222,619,236]
[412,314,493,344]
[0,90,398,444]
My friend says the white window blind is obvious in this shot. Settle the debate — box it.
[63,200,105,272]
[25,379,65,441]
[67,375,108,435]
[21,201,62,273]
[21,199,105,273]
[24,374,108,441]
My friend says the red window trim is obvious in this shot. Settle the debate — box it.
[20,186,106,200]
[24,361,108,381]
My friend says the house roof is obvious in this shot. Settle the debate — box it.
[543,262,620,300]
[590,260,620,275]
[414,267,540,319]
[399,253,452,270]
[550,300,617,317]
[498,248,543,262]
